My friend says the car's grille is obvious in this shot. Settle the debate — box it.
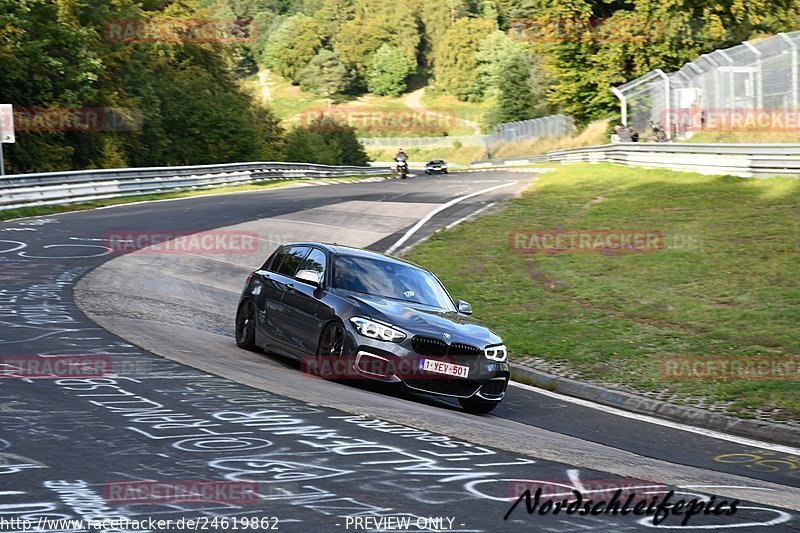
[412,336,482,365]
[412,336,448,357]
[481,379,507,398]
[404,378,481,398]
[449,342,482,356]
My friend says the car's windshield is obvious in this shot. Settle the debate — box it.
[332,255,456,311]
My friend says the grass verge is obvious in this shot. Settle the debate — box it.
[683,131,800,143]
[406,163,800,420]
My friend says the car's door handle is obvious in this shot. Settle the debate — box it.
[286,283,295,292]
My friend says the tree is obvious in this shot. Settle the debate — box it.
[261,14,323,83]
[481,0,500,27]
[485,50,536,129]
[433,18,496,101]
[418,0,467,68]
[0,0,286,173]
[0,0,103,172]
[366,44,416,96]
[300,49,350,107]
[476,30,522,98]
[314,0,355,42]
[333,0,419,84]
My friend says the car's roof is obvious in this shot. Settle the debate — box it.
[281,242,427,270]
[428,159,445,163]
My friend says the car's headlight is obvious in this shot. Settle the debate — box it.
[484,344,507,362]
[350,317,406,343]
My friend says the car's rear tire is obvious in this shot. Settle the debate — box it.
[235,300,257,351]
[459,396,500,414]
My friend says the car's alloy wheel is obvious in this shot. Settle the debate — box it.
[235,300,257,351]
[316,322,347,380]
[322,323,344,357]
[458,396,500,414]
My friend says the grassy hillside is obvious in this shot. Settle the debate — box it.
[247,70,486,137]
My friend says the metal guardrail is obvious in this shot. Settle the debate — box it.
[471,143,800,178]
[0,162,392,211]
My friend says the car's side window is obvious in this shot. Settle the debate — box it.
[299,248,327,280]
[275,246,310,277]
[264,248,288,272]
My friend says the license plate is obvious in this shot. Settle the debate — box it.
[419,358,470,378]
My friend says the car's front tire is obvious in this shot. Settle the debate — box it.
[314,321,350,381]
[459,396,500,414]
[235,300,257,351]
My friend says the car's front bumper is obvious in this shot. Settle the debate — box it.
[344,330,509,401]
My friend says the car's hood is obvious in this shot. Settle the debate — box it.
[339,291,502,347]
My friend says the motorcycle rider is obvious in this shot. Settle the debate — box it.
[394,148,408,178]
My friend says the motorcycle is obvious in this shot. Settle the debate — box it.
[396,160,409,179]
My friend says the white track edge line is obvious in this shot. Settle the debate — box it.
[385,181,517,254]
[509,381,800,455]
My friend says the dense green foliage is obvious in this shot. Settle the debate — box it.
[434,18,497,101]
[333,0,420,86]
[482,49,536,129]
[262,14,323,83]
[284,115,369,166]
[0,0,284,173]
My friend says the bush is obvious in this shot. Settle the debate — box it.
[284,115,370,166]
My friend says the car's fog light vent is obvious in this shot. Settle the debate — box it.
[481,378,507,397]
[356,353,394,377]
[412,336,448,357]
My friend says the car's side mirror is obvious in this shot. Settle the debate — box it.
[296,270,322,287]
[457,300,473,315]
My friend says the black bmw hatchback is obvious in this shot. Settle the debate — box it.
[236,243,509,413]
